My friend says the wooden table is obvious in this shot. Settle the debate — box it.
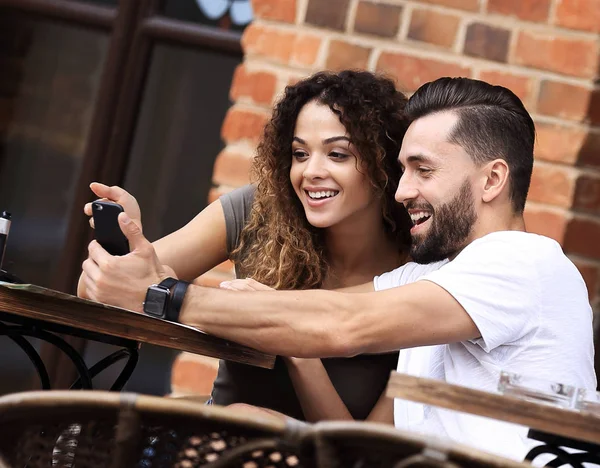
[0,282,275,391]
[386,372,600,466]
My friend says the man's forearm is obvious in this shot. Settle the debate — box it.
[178,280,480,358]
[179,285,362,357]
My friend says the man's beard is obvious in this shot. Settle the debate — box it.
[409,179,477,264]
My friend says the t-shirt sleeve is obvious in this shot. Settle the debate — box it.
[374,260,448,291]
[419,235,541,353]
[219,184,256,254]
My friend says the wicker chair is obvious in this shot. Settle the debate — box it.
[0,391,309,468]
[0,391,531,468]
[305,421,532,468]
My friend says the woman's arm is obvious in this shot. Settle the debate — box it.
[151,199,229,281]
[219,278,389,423]
[78,183,230,298]
[284,357,393,423]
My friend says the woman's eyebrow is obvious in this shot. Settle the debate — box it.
[322,136,351,144]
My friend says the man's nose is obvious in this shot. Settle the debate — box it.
[303,154,328,180]
[395,174,419,203]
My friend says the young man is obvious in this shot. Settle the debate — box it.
[80,77,596,460]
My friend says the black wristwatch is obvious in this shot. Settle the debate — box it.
[143,277,189,322]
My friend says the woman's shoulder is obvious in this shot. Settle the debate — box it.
[220,184,256,212]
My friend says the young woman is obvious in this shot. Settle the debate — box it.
[79,70,412,423]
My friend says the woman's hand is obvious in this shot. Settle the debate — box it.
[219,278,274,291]
[84,182,143,230]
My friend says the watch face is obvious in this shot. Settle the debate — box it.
[144,285,168,318]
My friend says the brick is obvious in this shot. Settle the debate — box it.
[513,31,599,78]
[528,163,575,208]
[534,122,588,165]
[221,107,269,144]
[408,8,460,49]
[478,70,535,107]
[579,132,600,169]
[555,0,600,33]
[573,174,600,215]
[537,80,593,122]
[171,353,219,395]
[287,74,307,87]
[589,89,600,126]
[412,0,479,11]
[488,0,551,22]
[305,0,351,31]
[291,33,323,67]
[252,0,296,23]
[354,1,402,38]
[564,216,600,260]
[230,65,277,106]
[523,205,568,243]
[212,150,253,187]
[241,23,296,64]
[572,260,599,301]
[326,40,371,71]
[376,52,471,92]
[464,23,511,63]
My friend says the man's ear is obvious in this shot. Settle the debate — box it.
[481,159,509,204]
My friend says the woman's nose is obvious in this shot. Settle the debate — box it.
[303,154,328,180]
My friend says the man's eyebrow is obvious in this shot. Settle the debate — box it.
[398,154,435,170]
[406,154,433,164]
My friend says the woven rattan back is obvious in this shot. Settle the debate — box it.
[0,392,530,468]
[0,391,308,468]
[306,422,532,468]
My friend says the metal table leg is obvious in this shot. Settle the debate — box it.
[526,429,600,467]
[0,313,141,391]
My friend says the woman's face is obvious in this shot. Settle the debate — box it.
[289,101,380,230]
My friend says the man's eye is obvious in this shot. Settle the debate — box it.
[418,167,432,175]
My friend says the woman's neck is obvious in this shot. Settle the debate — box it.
[323,208,404,289]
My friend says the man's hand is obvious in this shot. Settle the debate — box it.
[80,212,170,312]
[84,182,142,230]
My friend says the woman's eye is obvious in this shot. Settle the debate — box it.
[330,151,349,160]
[292,151,308,160]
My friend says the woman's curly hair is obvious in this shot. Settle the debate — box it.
[231,70,412,289]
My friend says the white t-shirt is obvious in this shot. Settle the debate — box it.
[374,231,596,461]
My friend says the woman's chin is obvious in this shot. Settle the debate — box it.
[305,216,335,229]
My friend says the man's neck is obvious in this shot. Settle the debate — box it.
[448,213,526,262]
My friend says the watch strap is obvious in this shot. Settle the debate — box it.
[158,277,177,291]
[165,279,190,323]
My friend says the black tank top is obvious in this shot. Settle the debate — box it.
[213,185,399,420]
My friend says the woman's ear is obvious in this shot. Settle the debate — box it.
[481,159,509,204]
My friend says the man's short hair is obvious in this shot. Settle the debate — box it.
[405,77,535,213]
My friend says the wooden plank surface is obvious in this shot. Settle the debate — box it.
[0,283,275,369]
[387,372,600,445]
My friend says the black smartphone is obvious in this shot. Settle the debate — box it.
[92,200,130,256]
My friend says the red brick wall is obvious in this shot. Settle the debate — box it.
[172,0,600,396]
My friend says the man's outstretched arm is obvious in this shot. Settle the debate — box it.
[80,214,479,358]
[179,280,479,357]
